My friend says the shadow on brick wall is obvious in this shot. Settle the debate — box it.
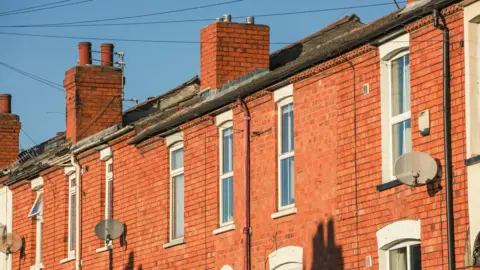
[311,218,343,270]
[124,251,142,270]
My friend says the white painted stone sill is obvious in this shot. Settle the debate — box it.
[213,224,235,235]
[271,207,298,219]
[163,237,185,249]
[30,264,44,270]
[95,244,113,253]
[59,257,75,264]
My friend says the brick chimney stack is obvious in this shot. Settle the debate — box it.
[64,42,123,144]
[0,94,20,169]
[200,15,270,91]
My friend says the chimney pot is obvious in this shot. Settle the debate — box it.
[101,43,114,66]
[223,14,231,23]
[0,94,11,114]
[78,42,92,65]
[246,16,255,24]
[216,17,223,22]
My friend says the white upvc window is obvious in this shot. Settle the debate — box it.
[277,97,295,210]
[29,189,44,270]
[169,143,184,241]
[105,158,113,220]
[377,219,421,270]
[380,33,411,182]
[68,173,76,258]
[387,241,422,270]
[219,121,234,226]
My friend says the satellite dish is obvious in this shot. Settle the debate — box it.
[95,219,124,242]
[394,151,439,186]
[0,233,23,256]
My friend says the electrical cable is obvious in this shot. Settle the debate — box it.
[0,0,72,16]
[0,1,406,28]
[0,0,243,28]
[0,31,447,44]
[0,0,92,17]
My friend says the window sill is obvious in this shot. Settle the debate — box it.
[163,237,185,249]
[271,207,297,219]
[59,257,75,264]
[376,180,402,192]
[30,264,44,270]
[95,244,113,253]
[213,224,235,235]
[465,155,480,166]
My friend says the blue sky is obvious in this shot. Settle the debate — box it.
[0,0,402,149]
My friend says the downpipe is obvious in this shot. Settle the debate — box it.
[433,9,455,270]
[237,98,251,270]
[71,153,82,270]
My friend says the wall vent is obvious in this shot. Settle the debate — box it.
[363,83,370,95]
[365,255,372,267]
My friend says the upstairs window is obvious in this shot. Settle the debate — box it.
[379,33,411,183]
[390,53,411,167]
[170,144,184,241]
[105,158,113,220]
[68,174,76,257]
[219,123,234,226]
[278,97,295,209]
[29,187,44,270]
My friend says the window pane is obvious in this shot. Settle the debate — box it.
[70,193,76,251]
[29,193,43,217]
[173,174,184,239]
[172,148,184,170]
[389,247,407,270]
[280,156,295,207]
[107,180,113,219]
[222,128,233,174]
[281,103,294,154]
[391,55,410,117]
[392,119,412,164]
[410,244,422,270]
[221,176,234,224]
[71,177,76,188]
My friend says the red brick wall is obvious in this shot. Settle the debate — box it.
[6,4,471,270]
[200,22,270,90]
[64,65,123,144]
[0,113,20,169]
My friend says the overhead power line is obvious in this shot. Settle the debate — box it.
[0,0,243,28]
[0,31,445,45]
[0,1,406,28]
[0,61,65,92]
[0,0,72,16]
[0,0,93,17]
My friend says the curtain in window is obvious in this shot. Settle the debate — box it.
[281,156,294,207]
[70,193,76,251]
[222,176,234,223]
[223,128,233,174]
[281,104,294,154]
[172,148,184,170]
[389,247,407,270]
[173,174,184,239]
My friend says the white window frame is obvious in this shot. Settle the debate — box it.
[67,173,76,258]
[169,142,184,242]
[387,50,411,179]
[386,240,421,270]
[463,1,480,253]
[379,33,411,183]
[376,219,421,269]
[218,120,234,227]
[277,96,295,211]
[29,188,44,270]
[0,187,12,270]
[105,158,113,220]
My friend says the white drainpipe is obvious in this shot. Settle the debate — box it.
[71,153,82,270]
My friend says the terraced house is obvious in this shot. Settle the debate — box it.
[1,0,480,269]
